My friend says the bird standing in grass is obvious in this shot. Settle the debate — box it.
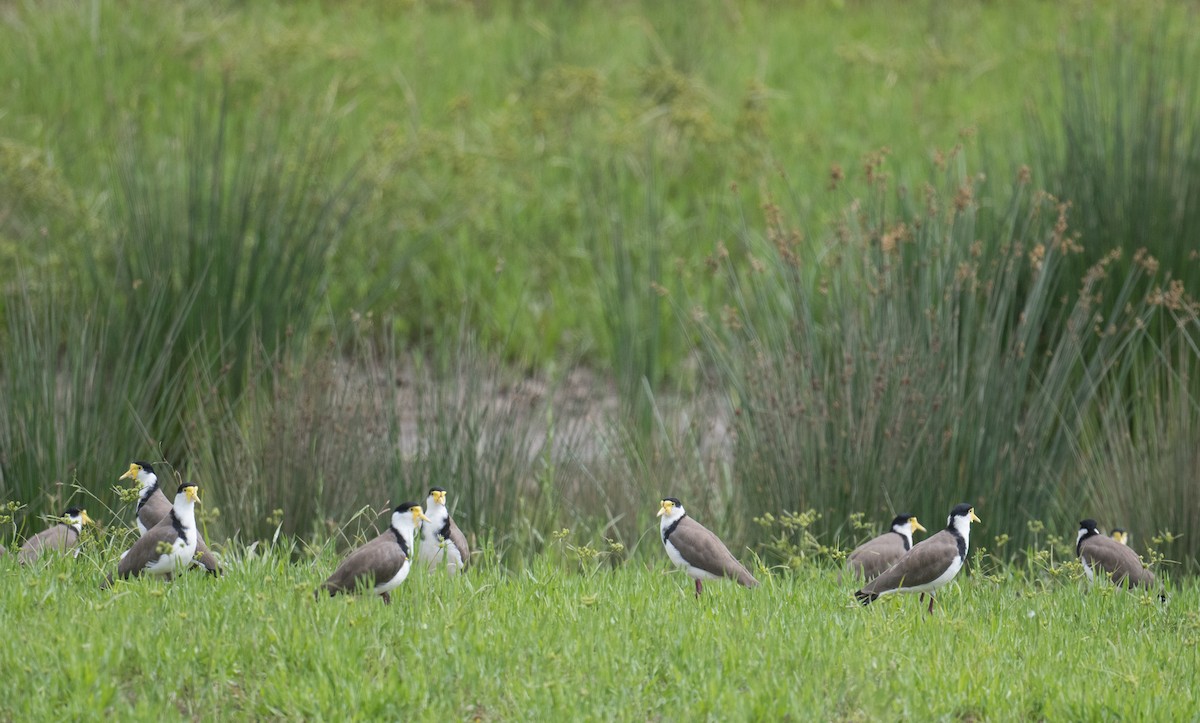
[318,502,431,604]
[119,461,221,575]
[420,487,471,573]
[106,483,201,586]
[18,508,93,564]
[855,503,980,613]
[1077,520,1159,595]
[657,497,758,596]
[844,513,927,583]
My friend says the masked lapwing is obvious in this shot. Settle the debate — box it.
[1076,520,1160,595]
[856,503,980,613]
[105,483,201,586]
[1110,528,1130,546]
[657,497,758,596]
[120,461,221,575]
[18,508,93,565]
[318,502,431,604]
[419,487,471,573]
[844,513,927,583]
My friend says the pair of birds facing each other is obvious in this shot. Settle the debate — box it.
[318,487,471,603]
[103,478,205,588]
[1076,520,1162,599]
[15,507,94,565]
[855,503,981,613]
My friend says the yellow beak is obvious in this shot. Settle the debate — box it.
[969,510,981,524]
[656,504,669,518]
[119,464,139,481]
[81,510,94,526]
[434,492,446,505]
[911,518,927,533]
[185,486,200,503]
[413,507,432,524]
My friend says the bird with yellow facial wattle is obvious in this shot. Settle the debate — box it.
[420,487,471,573]
[1077,520,1162,600]
[119,461,221,575]
[318,502,431,604]
[843,513,927,583]
[657,497,758,596]
[1110,528,1130,547]
[856,503,980,613]
[104,483,202,587]
[18,508,94,565]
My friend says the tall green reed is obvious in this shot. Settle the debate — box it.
[0,92,366,523]
[1026,12,1200,297]
[693,150,1192,558]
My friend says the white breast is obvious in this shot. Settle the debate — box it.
[143,536,198,576]
[375,559,411,595]
[420,515,464,572]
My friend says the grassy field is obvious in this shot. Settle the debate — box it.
[1,542,1195,721]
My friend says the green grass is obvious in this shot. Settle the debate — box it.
[1,542,1196,720]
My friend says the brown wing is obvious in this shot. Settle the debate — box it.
[321,533,406,594]
[138,490,172,530]
[447,518,470,567]
[860,531,958,595]
[845,533,908,582]
[18,524,79,564]
[1081,536,1156,588]
[671,517,758,587]
[117,516,182,578]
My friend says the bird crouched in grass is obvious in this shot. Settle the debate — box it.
[420,487,471,573]
[103,483,201,588]
[657,497,758,596]
[1076,520,1163,600]
[120,461,221,575]
[1110,528,1130,547]
[843,513,927,583]
[18,508,94,565]
[318,503,431,604]
[856,503,980,614]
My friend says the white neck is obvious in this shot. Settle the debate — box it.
[139,473,159,501]
[66,517,83,533]
[892,523,914,548]
[948,514,973,547]
[393,514,419,549]
[173,496,197,529]
[1076,528,1091,544]
[422,502,449,540]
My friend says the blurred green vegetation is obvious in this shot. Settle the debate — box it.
[1,0,1198,568]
